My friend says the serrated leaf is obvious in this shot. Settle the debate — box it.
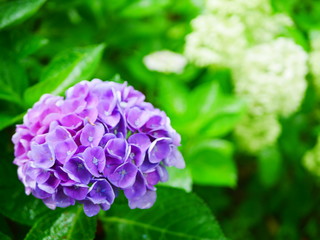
[101,187,227,240]
[187,140,237,187]
[0,0,47,30]
[24,44,105,107]
[24,207,97,240]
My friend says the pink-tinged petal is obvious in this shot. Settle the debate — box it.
[127,107,150,129]
[128,133,151,152]
[80,123,105,147]
[29,142,55,169]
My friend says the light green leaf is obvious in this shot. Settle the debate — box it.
[24,44,105,107]
[203,97,246,138]
[24,207,97,240]
[16,35,49,58]
[0,0,47,30]
[0,113,24,131]
[101,187,227,240]
[159,167,192,192]
[187,140,237,187]
[120,0,170,18]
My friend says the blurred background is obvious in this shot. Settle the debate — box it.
[1,0,320,239]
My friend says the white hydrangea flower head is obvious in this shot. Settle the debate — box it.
[234,114,281,154]
[251,14,293,43]
[143,50,187,74]
[303,136,320,177]
[234,38,308,117]
[185,0,293,67]
[309,31,320,93]
[184,14,247,67]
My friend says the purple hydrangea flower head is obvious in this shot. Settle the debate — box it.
[12,79,184,216]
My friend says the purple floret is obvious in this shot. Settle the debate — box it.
[12,79,185,217]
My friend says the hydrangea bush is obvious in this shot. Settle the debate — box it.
[12,79,185,216]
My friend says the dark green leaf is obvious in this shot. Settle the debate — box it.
[258,147,282,187]
[0,50,28,105]
[187,140,237,187]
[0,157,50,226]
[24,44,105,106]
[24,206,97,240]
[0,231,11,240]
[0,0,47,30]
[101,187,227,240]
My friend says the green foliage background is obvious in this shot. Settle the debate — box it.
[0,0,319,239]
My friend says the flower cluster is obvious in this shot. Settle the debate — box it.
[12,79,185,217]
[143,50,187,74]
[184,0,292,67]
[233,38,308,153]
[234,114,281,154]
[184,14,246,67]
[234,38,308,117]
[309,31,320,94]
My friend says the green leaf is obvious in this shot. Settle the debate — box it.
[25,207,97,240]
[159,167,192,192]
[24,44,105,107]
[120,0,170,18]
[15,35,48,58]
[101,187,227,240]
[0,0,47,30]
[187,140,237,187]
[0,157,50,226]
[0,50,28,105]
[258,147,282,187]
[203,97,246,138]
[185,82,221,136]
[0,113,24,131]
[0,231,11,240]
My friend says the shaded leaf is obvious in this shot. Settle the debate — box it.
[0,50,28,105]
[0,231,11,240]
[0,156,50,226]
[258,147,282,187]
